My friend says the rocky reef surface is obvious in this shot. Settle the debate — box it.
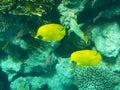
[0,0,120,90]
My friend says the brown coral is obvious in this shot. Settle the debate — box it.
[0,0,56,16]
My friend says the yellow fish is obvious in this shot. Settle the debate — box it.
[34,24,66,42]
[70,50,102,67]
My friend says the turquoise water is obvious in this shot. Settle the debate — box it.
[0,0,120,90]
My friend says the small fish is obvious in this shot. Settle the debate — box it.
[91,0,97,8]
[14,30,25,40]
[68,18,88,44]
[45,55,52,66]
[93,11,103,22]
[1,41,9,51]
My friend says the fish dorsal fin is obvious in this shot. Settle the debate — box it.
[78,23,84,28]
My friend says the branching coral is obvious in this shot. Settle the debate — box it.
[73,66,119,90]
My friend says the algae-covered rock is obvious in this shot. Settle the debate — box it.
[92,22,120,57]
[0,13,9,33]
[10,76,49,90]
[49,57,78,90]
[1,56,22,81]
[58,0,89,28]
[1,0,120,90]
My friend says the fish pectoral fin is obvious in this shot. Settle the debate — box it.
[78,23,84,28]
[68,28,73,36]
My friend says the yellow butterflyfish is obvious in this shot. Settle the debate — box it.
[70,50,102,67]
[34,24,66,42]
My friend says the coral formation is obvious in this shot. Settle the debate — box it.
[10,76,49,90]
[49,57,78,90]
[0,13,8,33]
[1,56,22,80]
[92,22,120,57]
[73,65,119,90]
[56,58,73,86]
[0,0,120,90]
[23,50,57,74]
[0,0,56,16]
[58,0,89,28]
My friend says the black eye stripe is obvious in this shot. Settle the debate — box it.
[60,27,64,31]
[71,61,77,65]
[38,36,42,39]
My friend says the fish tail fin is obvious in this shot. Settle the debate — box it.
[2,41,9,51]
[83,36,89,44]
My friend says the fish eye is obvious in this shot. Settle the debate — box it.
[60,28,64,31]
[71,61,77,65]
[38,36,42,39]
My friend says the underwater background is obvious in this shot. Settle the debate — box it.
[0,0,120,90]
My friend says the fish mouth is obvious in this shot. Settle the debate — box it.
[34,35,39,39]
[34,35,42,40]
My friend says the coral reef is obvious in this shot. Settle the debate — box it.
[48,57,78,90]
[73,65,120,90]
[92,22,120,57]
[23,49,57,74]
[55,58,73,86]
[1,0,120,90]
[1,56,22,80]
[10,76,50,90]
[0,13,8,33]
[105,54,120,75]
[58,0,89,28]
[0,0,56,16]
